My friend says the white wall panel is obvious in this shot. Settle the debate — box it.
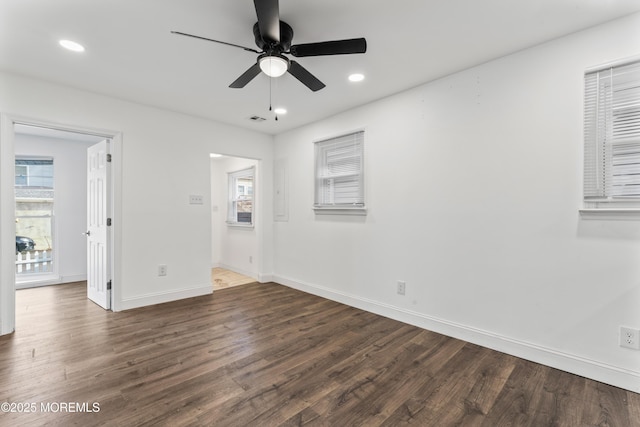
[273,13,640,391]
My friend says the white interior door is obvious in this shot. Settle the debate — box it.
[86,140,110,309]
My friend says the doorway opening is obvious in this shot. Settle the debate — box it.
[1,116,122,334]
[13,124,104,289]
[210,153,261,290]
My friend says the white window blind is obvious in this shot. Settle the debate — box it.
[227,167,254,226]
[314,130,365,210]
[584,59,640,208]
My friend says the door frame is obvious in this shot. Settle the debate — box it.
[210,155,263,283]
[0,114,123,334]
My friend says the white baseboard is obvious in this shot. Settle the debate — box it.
[119,285,212,311]
[16,274,87,289]
[59,274,87,284]
[16,275,62,289]
[273,274,640,393]
[258,273,274,283]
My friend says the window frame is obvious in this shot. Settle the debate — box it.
[226,166,255,227]
[14,158,54,188]
[313,129,366,215]
[14,156,57,281]
[581,56,640,218]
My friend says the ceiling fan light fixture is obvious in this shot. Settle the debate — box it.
[259,55,288,78]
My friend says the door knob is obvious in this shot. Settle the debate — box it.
[83,230,91,236]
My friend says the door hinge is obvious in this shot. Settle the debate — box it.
[107,280,112,290]
[107,218,112,226]
[107,153,112,162]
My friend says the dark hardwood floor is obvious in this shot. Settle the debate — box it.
[0,282,638,426]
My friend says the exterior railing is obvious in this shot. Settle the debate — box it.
[16,250,53,274]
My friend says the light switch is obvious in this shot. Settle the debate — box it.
[189,195,204,205]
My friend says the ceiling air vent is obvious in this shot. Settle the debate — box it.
[249,115,266,122]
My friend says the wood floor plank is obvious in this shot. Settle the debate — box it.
[630,390,640,425]
[0,281,637,426]
[380,343,492,426]
[579,380,636,427]
[326,341,435,426]
[434,347,518,426]
[480,358,551,426]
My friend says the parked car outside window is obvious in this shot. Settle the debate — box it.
[16,235,35,253]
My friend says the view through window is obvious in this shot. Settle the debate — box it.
[15,157,54,276]
[227,167,254,225]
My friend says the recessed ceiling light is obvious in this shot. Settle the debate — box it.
[349,73,365,82]
[59,39,85,52]
[274,108,287,115]
[210,153,222,158]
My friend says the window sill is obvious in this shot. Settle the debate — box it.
[313,206,367,216]
[579,209,640,220]
[226,222,254,229]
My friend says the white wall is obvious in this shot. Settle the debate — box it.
[211,156,260,279]
[273,13,640,392]
[14,132,99,286]
[0,71,274,321]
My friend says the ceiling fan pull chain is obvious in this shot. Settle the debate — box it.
[272,76,279,121]
[269,74,273,112]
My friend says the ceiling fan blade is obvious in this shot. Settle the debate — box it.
[253,0,280,44]
[229,63,262,88]
[290,38,367,57]
[288,61,325,92]
[171,31,260,53]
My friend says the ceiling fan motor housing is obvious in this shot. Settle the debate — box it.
[253,21,293,52]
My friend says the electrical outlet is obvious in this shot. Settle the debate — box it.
[620,326,640,350]
[158,264,167,277]
[397,281,406,295]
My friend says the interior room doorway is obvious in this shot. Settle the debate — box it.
[1,115,124,334]
[13,124,104,289]
[210,153,261,290]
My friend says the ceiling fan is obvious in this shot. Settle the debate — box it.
[172,0,367,92]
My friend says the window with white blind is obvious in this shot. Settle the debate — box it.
[227,167,254,226]
[584,58,640,212]
[314,130,366,214]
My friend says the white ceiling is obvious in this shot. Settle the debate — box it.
[2,1,640,135]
